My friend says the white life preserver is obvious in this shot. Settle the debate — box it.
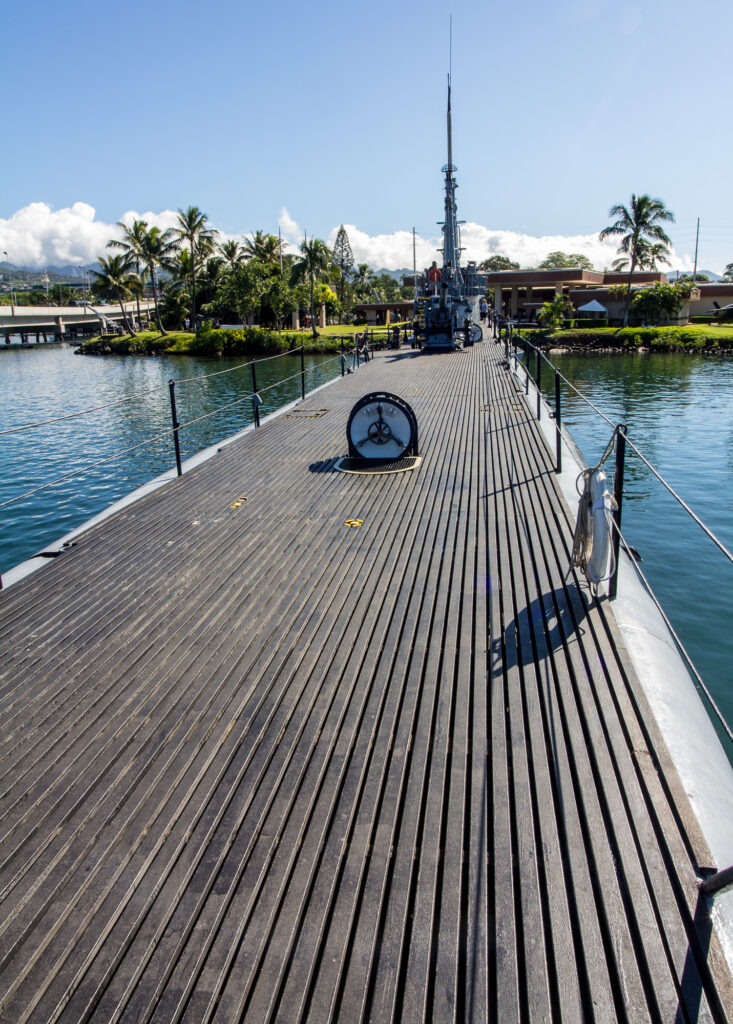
[587,469,615,584]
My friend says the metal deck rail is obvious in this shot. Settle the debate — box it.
[0,338,731,1022]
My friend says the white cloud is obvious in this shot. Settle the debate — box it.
[278,207,301,250]
[0,201,696,273]
[0,202,184,269]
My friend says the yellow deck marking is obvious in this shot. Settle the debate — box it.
[229,496,248,509]
[344,518,363,527]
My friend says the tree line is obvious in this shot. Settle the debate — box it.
[89,213,412,337]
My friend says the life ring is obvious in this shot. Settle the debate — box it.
[587,469,615,584]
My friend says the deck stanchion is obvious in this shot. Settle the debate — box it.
[554,370,562,473]
[168,380,182,477]
[536,348,542,420]
[700,865,733,897]
[609,425,627,600]
[300,346,306,399]
[525,339,530,394]
[251,360,260,427]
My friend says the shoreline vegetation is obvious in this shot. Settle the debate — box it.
[77,324,369,358]
[77,322,733,358]
[514,324,733,352]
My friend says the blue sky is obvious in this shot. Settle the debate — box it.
[3,0,732,271]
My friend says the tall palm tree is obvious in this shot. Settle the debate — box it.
[140,226,178,335]
[107,218,148,328]
[89,255,138,335]
[174,206,217,329]
[600,194,675,325]
[292,236,332,336]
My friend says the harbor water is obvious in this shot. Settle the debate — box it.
[1,344,731,738]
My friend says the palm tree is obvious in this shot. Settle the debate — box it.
[219,239,244,269]
[169,248,193,290]
[89,255,138,335]
[242,230,281,267]
[611,238,670,273]
[174,206,217,329]
[600,194,675,325]
[723,261,733,282]
[140,226,178,335]
[292,236,332,336]
[199,257,226,308]
[107,218,148,328]
[353,262,375,301]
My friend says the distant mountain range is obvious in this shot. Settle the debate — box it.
[0,262,100,285]
[666,269,722,282]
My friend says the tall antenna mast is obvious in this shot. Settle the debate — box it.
[441,16,461,278]
[447,15,453,173]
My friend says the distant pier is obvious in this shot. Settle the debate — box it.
[0,301,156,344]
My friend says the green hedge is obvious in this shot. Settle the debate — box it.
[542,326,733,350]
[165,326,308,357]
[563,317,608,329]
[78,326,355,358]
[79,332,186,355]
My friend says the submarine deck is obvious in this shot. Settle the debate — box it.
[0,340,731,1023]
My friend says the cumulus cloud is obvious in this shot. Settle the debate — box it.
[0,202,183,269]
[278,207,301,251]
[1,201,694,273]
[330,220,692,274]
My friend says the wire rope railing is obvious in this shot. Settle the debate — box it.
[491,313,733,767]
[504,321,733,570]
[0,341,357,585]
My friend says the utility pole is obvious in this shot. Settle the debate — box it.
[412,227,417,305]
[692,217,700,283]
[3,251,14,315]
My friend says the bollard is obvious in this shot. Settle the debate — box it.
[609,426,626,600]
[300,346,306,400]
[168,380,182,477]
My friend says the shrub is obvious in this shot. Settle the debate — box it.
[167,327,311,357]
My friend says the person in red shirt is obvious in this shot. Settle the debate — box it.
[427,261,441,294]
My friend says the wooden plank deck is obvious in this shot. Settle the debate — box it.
[0,339,731,1023]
